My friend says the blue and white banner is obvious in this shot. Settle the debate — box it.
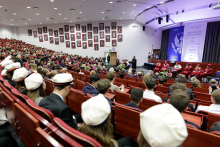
[181,22,207,62]
[167,26,184,61]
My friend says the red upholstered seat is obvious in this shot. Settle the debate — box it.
[115,90,130,104]
[197,111,220,130]
[26,99,55,124]
[137,78,143,83]
[210,131,220,136]
[76,80,87,91]
[117,78,128,86]
[86,93,94,100]
[11,88,29,103]
[80,74,87,82]
[155,85,169,94]
[54,117,102,147]
[126,76,137,81]
[101,75,106,79]
[4,80,13,90]
[45,79,54,96]
[127,80,140,87]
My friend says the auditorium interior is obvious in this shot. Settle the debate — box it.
[1,0,220,147]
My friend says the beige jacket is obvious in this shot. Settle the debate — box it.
[110,83,124,92]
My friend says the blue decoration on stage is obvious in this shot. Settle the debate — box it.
[167,26,184,61]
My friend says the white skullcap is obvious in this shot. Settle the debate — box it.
[0,60,13,68]
[109,68,114,72]
[5,62,21,72]
[140,103,188,147]
[25,73,43,90]
[12,67,28,82]
[81,94,111,126]
[1,69,8,77]
[52,74,73,86]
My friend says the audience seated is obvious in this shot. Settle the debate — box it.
[12,67,29,95]
[137,72,143,79]
[90,70,96,76]
[79,95,137,147]
[196,89,220,114]
[138,104,188,147]
[206,76,212,83]
[208,79,219,94]
[168,89,200,129]
[39,74,79,129]
[96,79,112,105]
[143,77,162,102]
[119,72,124,79]
[61,68,68,74]
[154,72,159,79]
[127,70,133,77]
[191,79,201,88]
[25,73,46,105]
[106,72,124,92]
[5,62,21,87]
[42,68,50,79]
[76,68,84,74]
[37,66,43,75]
[49,70,57,79]
[82,75,100,96]
[125,88,143,110]
[168,77,194,100]
[158,77,164,86]
[85,66,90,71]
[96,66,101,74]
[30,64,37,72]
[167,73,173,79]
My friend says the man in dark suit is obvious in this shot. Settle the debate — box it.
[125,88,143,111]
[168,89,200,130]
[82,75,100,96]
[167,76,194,100]
[39,74,78,130]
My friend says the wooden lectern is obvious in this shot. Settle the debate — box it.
[129,61,135,69]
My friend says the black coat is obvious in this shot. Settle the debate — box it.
[39,93,78,130]
[167,85,194,100]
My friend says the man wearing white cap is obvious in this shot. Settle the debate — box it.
[0,59,13,69]
[39,74,78,130]
[138,103,188,147]
[4,62,21,87]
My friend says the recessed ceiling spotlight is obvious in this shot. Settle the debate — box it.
[120,18,122,19]
[70,9,75,11]
[123,12,125,14]
[13,13,17,15]
[10,24,13,25]
[33,7,39,9]
[64,18,67,19]
[79,12,82,13]
[70,21,72,22]
[55,22,57,23]
[133,4,136,6]
[25,23,27,25]
[58,14,61,15]
[50,0,54,2]
[84,19,87,20]
[46,18,49,20]
[39,23,42,24]
[36,13,39,15]
[54,8,57,9]
[109,2,113,3]
[27,6,31,9]
[102,18,104,20]
[160,1,164,4]
[28,19,31,20]
[101,12,104,13]
[10,19,13,21]
[0,6,2,8]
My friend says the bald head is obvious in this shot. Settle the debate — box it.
[62,68,67,73]
[210,79,216,85]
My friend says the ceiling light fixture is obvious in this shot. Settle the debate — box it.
[10,24,13,25]
[39,23,42,24]
[33,7,39,9]
[64,18,67,19]
[133,4,136,6]
[102,18,104,20]
[109,2,113,3]
[25,23,27,25]
[36,13,39,15]
[59,14,61,15]
[123,12,125,14]
[70,9,75,11]
[27,6,31,9]
[70,21,72,22]
[28,19,31,20]
[79,12,82,13]
[0,6,2,7]
[160,1,164,4]
[55,22,57,23]
[50,0,54,2]
[13,13,17,15]
[101,12,104,13]
[46,18,49,20]
[54,8,57,9]
[10,19,13,21]
[120,18,122,19]
[84,19,87,20]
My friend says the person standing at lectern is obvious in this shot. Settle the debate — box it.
[107,55,110,64]
[132,56,137,69]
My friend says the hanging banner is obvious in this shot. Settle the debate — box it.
[181,22,207,62]
[167,26,184,61]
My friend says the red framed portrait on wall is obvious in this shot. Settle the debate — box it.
[71,42,76,49]
[43,27,47,33]
[65,33,69,40]
[112,31,116,38]
[39,36,43,42]
[100,32,104,39]
[70,26,74,33]
[59,28,64,35]
[111,22,117,30]
[28,30,32,36]
[93,27,98,34]
[60,36,64,42]
[49,37,54,43]
[76,24,80,31]
[88,40,93,47]
[87,24,92,31]
[77,41,81,47]
[112,40,117,47]
[71,34,75,41]
[82,26,86,33]
[105,26,110,33]
[100,40,105,47]
[94,35,99,42]
[94,44,99,51]
[66,41,70,48]
[106,35,110,42]
[55,38,59,45]
[33,31,37,38]
[82,34,87,41]
[44,35,48,41]
[99,23,104,30]
[76,33,81,39]
[83,42,87,49]
[118,35,123,42]
[118,26,122,33]
[49,29,53,36]
[38,28,42,34]
[54,30,58,37]
[88,32,92,39]
[64,25,69,32]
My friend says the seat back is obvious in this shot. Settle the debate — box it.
[194,92,212,102]
[182,127,220,147]
[139,98,161,111]
[206,112,220,131]
[11,88,29,104]
[26,99,55,124]
[127,80,140,87]
[193,87,209,93]
[67,88,85,114]
[101,75,106,79]
[76,80,87,91]
[86,93,94,100]
[155,86,169,94]
[4,80,13,90]
[45,79,54,96]
[75,73,81,80]
[80,74,87,82]
[117,78,128,86]
[137,78,143,82]
[115,90,130,104]
[140,82,146,89]
[155,92,169,101]
[126,76,137,81]
[54,117,102,147]
[163,82,173,87]
[114,102,141,142]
